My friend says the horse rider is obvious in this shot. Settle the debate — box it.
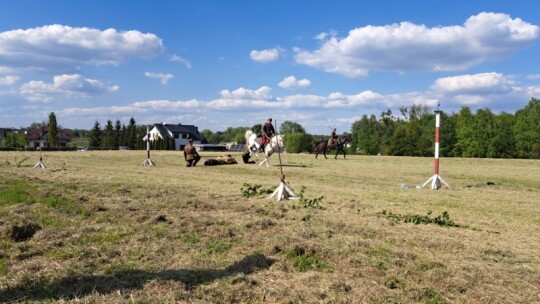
[261,118,275,151]
[184,138,201,167]
[329,128,338,146]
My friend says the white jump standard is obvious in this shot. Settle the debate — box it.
[33,148,46,169]
[268,119,298,201]
[142,126,156,166]
[421,110,450,190]
[33,155,46,169]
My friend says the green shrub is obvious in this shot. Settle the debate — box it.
[284,133,314,153]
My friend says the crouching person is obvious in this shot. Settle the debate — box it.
[184,138,200,167]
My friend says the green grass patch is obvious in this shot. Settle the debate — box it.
[0,257,8,275]
[78,230,127,246]
[204,240,232,254]
[285,246,333,272]
[180,231,201,244]
[0,178,36,207]
[419,288,447,304]
[44,195,91,217]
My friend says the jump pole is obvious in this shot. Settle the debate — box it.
[141,126,156,166]
[33,148,46,169]
[421,110,450,190]
[269,120,298,201]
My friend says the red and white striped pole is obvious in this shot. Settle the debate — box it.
[147,126,151,159]
[434,110,441,175]
[421,109,450,190]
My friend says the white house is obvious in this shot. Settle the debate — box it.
[143,123,204,150]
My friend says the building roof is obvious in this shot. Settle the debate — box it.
[26,126,71,141]
[153,123,204,141]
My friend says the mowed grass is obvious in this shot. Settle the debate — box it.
[0,150,538,303]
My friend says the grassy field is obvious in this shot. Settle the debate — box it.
[0,150,539,303]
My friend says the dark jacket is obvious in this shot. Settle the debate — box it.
[262,122,275,137]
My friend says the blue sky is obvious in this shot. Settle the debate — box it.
[1,0,539,134]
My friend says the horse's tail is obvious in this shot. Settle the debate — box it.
[245,130,253,143]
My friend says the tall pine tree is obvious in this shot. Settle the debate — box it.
[101,120,114,149]
[89,121,102,148]
[48,112,59,147]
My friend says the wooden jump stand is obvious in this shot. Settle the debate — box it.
[141,126,156,167]
[268,120,298,201]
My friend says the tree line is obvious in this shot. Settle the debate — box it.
[351,98,540,159]
[87,118,150,150]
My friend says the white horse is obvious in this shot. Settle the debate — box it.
[245,130,284,167]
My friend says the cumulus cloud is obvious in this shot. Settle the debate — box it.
[145,72,174,85]
[0,75,20,85]
[20,74,119,102]
[295,12,539,77]
[250,48,280,63]
[278,76,311,89]
[527,74,540,79]
[169,54,192,68]
[220,86,272,100]
[431,72,515,95]
[0,24,164,73]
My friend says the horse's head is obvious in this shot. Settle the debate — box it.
[274,134,284,147]
[245,130,254,142]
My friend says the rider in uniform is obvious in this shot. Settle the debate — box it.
[261,118,275,151]
[329,128,338,146]
[184,138,201,167]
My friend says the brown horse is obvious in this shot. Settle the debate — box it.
[314,134,353,159]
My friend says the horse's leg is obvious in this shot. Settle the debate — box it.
[248,144,259,162]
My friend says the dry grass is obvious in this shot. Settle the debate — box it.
[0,150,539,303]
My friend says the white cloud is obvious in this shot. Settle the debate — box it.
[0,24,164,73]
[220,86,272,100]
[169,55,192,68]
[133,99,201,109]
[527,74,540,79]
[431,72,515,95]
[295,12,539,77]
[250,48,280,63]
[278,76,311,89]
[145,72,174,85]
[315,30,338,40]
[20,74,119,102]
[0,75,20,85]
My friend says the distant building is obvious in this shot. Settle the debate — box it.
[143,123,204,150]
[26,126,71,148]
